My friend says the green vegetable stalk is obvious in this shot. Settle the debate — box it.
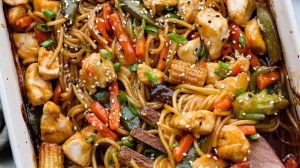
[233,90,289,118]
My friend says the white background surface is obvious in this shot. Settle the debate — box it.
[293,0,300,32]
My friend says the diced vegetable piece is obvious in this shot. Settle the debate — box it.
[229,24,251,53]
[167,32,188,45]
[43,10,56,19]
[90,101,109,124]
[86,135,95,144]
[61,0,79,24]
[214,61,232,78]
[249,66,276,92]
[256,71,280,90]
[122,139,135,147]
[52,84,61,105]
[96,17,112,42]
[130,64,138,72]
[108,81,121,130]
[103,3,113,33]
[157,37,170,70]
[284,155,298,168]
[16,16,34,28]
[34,28,49,43]
[238,125,256,135]
[40,39,55,47]
[135,26,146,58]
[39,143,64,168]
[114,62,121,72]
[173,134,194,162]
[247,133,260,141]
[213,96,232,111]
[240,113,265,120]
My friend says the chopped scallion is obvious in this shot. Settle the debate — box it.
[214,61,232,78]
[86,135,95,144]
[43,10,56,19]
[99,49,113,61]
[130,64,138,72]
[114,62,120,72]
[117,92,128,104]
[145,69,158,84]
[145,25,158,34]
[40,39,55,47]
[240,113,265,120]
[238,35,247,48]
[235,88,246,97]
[167,32,188,45]
[165,6,174,11]
[247,133,260,141]
[115,2,127,8]
[133,19,146,39]
[35,24,51,32]
[122,139,134,147]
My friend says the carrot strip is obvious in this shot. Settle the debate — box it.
[157,37,170,70]
[34,27,49,43]
[230,62,245,76]
[247,52,261,68]
[52,84,61,105]
[238,125,256,135]
[103,3,113,33]
[90,101,109,124]
[135,27,146,58]
[229,23,251,54]
[108,81,121,130]
[109,13,137,64]
[173,134,194,162]
[96,17,112,42]
[213,96,232,111]
[86,113,117,140]
[16,16,34,28]
[256,71,280,90]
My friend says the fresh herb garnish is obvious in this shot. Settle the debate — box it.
[145,69,158,84]
[114,62,120,72]
[122,139,134,147]
[235,88,246,97]
[40,39,55,47]
[238,35,247,48]
[86,135,95,144]
[133,19,146,39]
[167,32,188,44]
[145,25,158,34]
[43,10,56,19]
[214,61,232,78]
[35,24,52,32]
[99,49,113,61]
[130,64,138,72]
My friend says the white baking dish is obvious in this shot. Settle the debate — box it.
[0,0,299,167]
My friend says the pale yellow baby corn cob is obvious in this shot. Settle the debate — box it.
[39,142,64,168]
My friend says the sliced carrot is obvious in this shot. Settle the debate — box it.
[230,62,245,76]
[52,84,61,105]
[135,27,146,58]
[16,16,35,28]
[103,3,113,33]
[229,23,251,54]
[34,27,49,43]
[284,155,298,168]
[90,101,109,124]
[248,52,261,68]
[172,134,194,162]
[86,113,117,140]
[222,42,233,56]
[256,71,280,90]
[109,13,137,64]
[157,37,170,71]
[238,125,256,135]
[213,96,232,111]
[96,17,112,42]
[108,81,121,130]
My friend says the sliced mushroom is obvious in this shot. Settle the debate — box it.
[38,47,59,80]
[13,32,39,63]
[25,63,53,106]
[40,101,73,144]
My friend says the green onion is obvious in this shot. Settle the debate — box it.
[108,155,114,165]
[169,13,183,20]
[197,45,206,59]
[117,92,128,104]
[167,32,188,45]
[133,19,146,39]
[122,139,134,147]
[247,133,260,141]
[173,142,178,148]
[128,101,138,115]
[35,24,51,32]
[43,10,56,19]
[240,113,266,120]
[235,88,246,97]
[86,135,95,144]
[114,62,120,72]
[238,35,247,48]
[115,2,127,7]
[81,43,92,53]
[165,6,173,11]
[130,64,138,72]
[145,69,158,84]
[99,49,113,61]
[40,39,55,47]
[214,61,232,78]
[145,25,158,34]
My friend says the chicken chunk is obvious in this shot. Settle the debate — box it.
[13,32,39,63]
[7,5,27,29]
[170,110,216,136]
[196,8,228,60]
[80,53,117,94]
[192,153,227,168]
[215,72,249,97]
[217,125,250,162]
[143,0,177,8]
[38,47,59,80]
[178,0,201,23]
[177,38,200,64]
[3,0,27,6]
[80,125,102,143]
[25,63,53,106]
[226,0,256,26]
[245,19,267,55]
[33,0,61,13]
[206,63,222,84]
[137,63,164,86]
[62,132,92,167]
[168,60,208,87]
[41,101,73,144]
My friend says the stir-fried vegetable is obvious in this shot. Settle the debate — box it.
[16,16,34,28]
[256,71,280,90]
[257,6,282,65]
[238,125,256,135]
[250,66,277,92]
[233,90,289,118]
[61,0,79,25]
[157,37,170,70]
[34,27,49,43]
[176,147,197,168]
[173,134,194,162]
[40,39,55,47]
[167,33,188,45]
[108,81,121,130]
[91,89,110,108]
[90,101,109,124]
[214,61,232,78]
[247,133,260,141]
[43,10,56,19]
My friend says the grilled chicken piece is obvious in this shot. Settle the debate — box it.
[215,72,249,97]
[226,0,256,26]
[25,63,53,106]
[80,53,117,94]
[137,63,164,86]
[7,5,27,29]
[206,63,222,84]
[196,8,228,60]
[178,0,201,23]
[39,143,64,168]
[143,0,177,8]
[177,38,200,64]
[3,0,27,6]
[119,146,153,168]
[168,60,208,87]
[80,125,102,143]
[245,19,267,55]
[62,132,92,167]
[38,47,59,80]
[13,32,39,63]
[170,110,216,136]
[33,0,61,13]
[41,101,73,144]
[218,125,250,162]
[192,153,227,168]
